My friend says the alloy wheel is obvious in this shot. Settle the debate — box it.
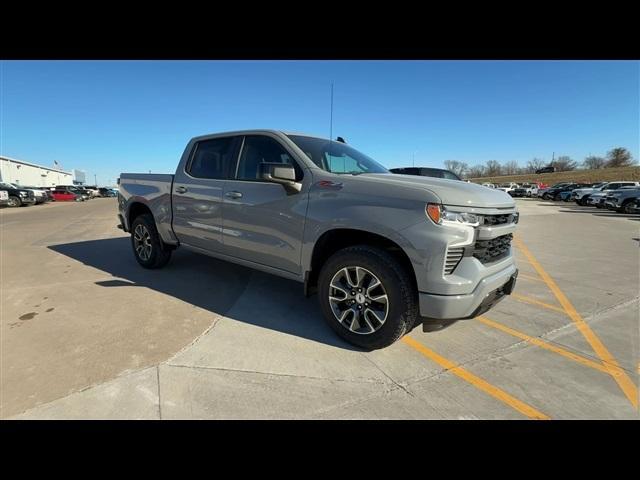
[328,266,389,335]
[133,224,153,261]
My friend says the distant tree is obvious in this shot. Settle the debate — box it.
[485,160,502,176]
[582,155,606,170]
[553,156,577,171]
[467,165,486,178]
[443,160,469,178]
[503,160,520,175]
[605,147,634,168]
[526,158,546,173]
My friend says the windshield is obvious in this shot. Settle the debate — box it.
[0,182,16,189]
[287,135,388,175]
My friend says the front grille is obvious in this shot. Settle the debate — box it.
[473,234,513,264]
[444,247,464,275]
[482,213,517,226]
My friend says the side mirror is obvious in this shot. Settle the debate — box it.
[259,163,302,193]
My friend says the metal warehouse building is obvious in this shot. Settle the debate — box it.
[0,156,74,187]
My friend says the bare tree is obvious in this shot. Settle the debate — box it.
[554,156,577,171]
[502,160,519,175]
[485,160,501,176]
[467,165,486,178]
[443,160,469,178]
[605,147,634,168]
[526,158,546,173]
[582,155,606,170]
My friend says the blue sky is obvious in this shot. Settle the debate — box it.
[2,60,638,185]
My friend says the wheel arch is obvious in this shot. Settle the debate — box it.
[305,228,417,296]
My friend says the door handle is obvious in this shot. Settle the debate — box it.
[225,191,243,199]
[175,186,187,194]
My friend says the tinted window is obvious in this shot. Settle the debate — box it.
[187,137,236,179]
[420,168,444,178]
[235,136,302,181]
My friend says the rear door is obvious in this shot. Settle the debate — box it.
[221,134,309,274]
[172,135,241,252]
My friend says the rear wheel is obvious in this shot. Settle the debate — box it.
[130,213,173,269]
[7,195,21,207]
[318,245,418,350]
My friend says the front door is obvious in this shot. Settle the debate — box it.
[172,135,239,252]
[222,134,309,275]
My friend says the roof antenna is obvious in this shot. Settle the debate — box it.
[329,82,334,143]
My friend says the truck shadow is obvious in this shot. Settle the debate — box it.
[48,237,360,350]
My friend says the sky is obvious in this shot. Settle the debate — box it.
[1,60,638,185]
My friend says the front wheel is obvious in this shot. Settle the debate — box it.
[7,196,22,207]
[317,245,418,350]
[130,213,173,269]
[621,200,636,214]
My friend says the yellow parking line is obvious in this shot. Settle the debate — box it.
[512,293,567,314]
[478,316,614,376]
[518,273,544,283]
[514,237,638,409]
[402,336,550,420]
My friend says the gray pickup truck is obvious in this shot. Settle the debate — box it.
[118,130,518,349]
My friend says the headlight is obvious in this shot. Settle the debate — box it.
[426,204,480,226]
[19,191,28,197]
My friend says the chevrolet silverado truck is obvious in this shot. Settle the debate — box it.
[118,130,518,349]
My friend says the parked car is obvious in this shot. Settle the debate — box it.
[481,183,496,189]
[119,130,519,349]
[587,182,640,208]
[21,185,53,204]
[0,189,9,207]
[496,182,519,194]
[0,182,37,207]
[98,187,117,197]
[83,185,101,197]
[389,167,461,181]
[604,187,640,213]
[509,187,527,197]
[51,189,82,202]
[56,185,91,201]
[543,183,590,201]
[558,191,574,201]
[535,166,555,174]
[571,182,610,206]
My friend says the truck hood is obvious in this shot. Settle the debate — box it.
[356,173,516,209]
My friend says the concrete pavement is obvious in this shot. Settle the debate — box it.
[3,198,638,419]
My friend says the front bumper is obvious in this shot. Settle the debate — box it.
[418,264,518,319]
[21,197,37,205]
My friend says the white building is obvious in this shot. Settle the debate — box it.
[0,156,74,187]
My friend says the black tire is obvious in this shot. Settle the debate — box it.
[130,213,172,269]
[317,245,418,350]
[8,195,22,207]
[620,200,636,214]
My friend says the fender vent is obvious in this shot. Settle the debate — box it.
[444,247,465,275]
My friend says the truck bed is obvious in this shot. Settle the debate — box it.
[118,173,176,243]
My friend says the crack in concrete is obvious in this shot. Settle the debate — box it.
[164,362,389,385]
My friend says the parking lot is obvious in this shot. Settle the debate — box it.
[1,197,638,419]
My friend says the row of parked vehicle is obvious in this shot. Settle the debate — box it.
[537,181,640,213]
[0,183,118,208]
[481,182,548,197]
